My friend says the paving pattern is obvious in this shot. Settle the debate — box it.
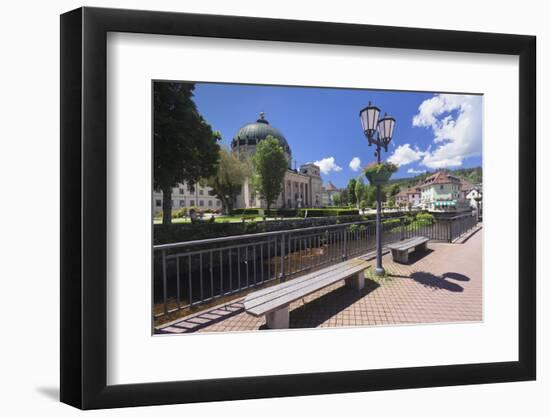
[157,230,482,334]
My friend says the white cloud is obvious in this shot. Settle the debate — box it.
[314,157,342,175]
[349,157,361,171]
[413,94,482,169]
[407,168,426,174]
[388,144,425,166]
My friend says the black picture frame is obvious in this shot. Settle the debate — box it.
[60,6,536,410]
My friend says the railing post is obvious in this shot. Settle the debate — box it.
[448,218,453,243]
[342,227,348,261]
[279,233,286,282]
[162,250,168,316]
[400,217,405,241]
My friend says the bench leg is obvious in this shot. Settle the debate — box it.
[265,305,289,329]
[393,249,409,264]
[345,272,365,291]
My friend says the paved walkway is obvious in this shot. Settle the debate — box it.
[158,229,482,334]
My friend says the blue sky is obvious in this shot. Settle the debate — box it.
[192,82,483,188]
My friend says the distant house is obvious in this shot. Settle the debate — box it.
[395,186,422,208]
[419,171,471,212]
[460,178,475,200]
[321,181,338,206]
[466,185,483,217]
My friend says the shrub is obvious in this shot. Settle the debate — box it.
[416,212,435,224]
[347,224,366,232]
[405,214,415,225]
[172,208,187,218]
[244,221,258,233]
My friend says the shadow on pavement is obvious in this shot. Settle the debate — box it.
[409,271,466,292]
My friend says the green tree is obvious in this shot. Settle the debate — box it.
[332,192,341,206]
[154,82,220,224]
[355,176,365,209]
[347,178,357,206]
[389,183,401,197]
[340,188,350,206]
[207,148,251,214]
[252,136,288,212]
[365,185,376,208]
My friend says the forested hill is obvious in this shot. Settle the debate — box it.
[388,166,482,188]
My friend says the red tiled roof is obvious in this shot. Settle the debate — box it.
[420,171,461,187]
[324,181,338,191]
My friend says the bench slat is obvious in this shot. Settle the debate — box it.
[245,261,369,316]
[244,260,365,311]
[244,258,367,303]
[387,236,428,251]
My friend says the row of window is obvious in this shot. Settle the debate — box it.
[177,187,205,195]
[155,199,221,208]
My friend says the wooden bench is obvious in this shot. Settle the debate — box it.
[386,236,429,264]
[243,258,370,329]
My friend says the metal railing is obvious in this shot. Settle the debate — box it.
[153,213,477,319]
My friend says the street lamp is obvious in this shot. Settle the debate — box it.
[359,102,396,275]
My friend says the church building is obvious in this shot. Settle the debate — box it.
[231,113,323,209]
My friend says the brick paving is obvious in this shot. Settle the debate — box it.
[157,229,482,334]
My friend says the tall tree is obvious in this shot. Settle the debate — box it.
[332,192,341,206]
[153,82,220,224]
[389,183,401,197]
[365,185,376,208]
[347,178,357,206]
[354,176,365,209]
[206,148,250,214]
[340,188,350,206]
[252,136,288,212]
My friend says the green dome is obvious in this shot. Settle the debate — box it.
[231,113,291,155]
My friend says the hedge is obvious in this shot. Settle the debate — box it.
[231,208,260,215]
[297,208,359,217]
[265,208,299,217]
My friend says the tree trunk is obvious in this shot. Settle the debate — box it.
[162,186,172,225]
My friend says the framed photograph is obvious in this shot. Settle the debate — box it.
[60,6,536,409]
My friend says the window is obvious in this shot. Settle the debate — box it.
[179,188,184,195]
[208,200,213,207]
[189,200,195,206]
[199,200,204,207]
[179,200,185,207]
[216,200,221,206]
[155,199,161,207]
[440,185,444,190]
[199,189,204,195]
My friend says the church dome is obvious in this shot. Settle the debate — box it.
[231,113,291,156]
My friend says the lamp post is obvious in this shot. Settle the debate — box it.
[359,102,396,275]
